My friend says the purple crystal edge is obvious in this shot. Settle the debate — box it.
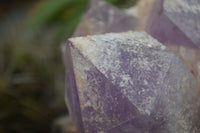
[65,41,85,133]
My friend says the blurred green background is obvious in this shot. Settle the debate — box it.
[0,0,137,132]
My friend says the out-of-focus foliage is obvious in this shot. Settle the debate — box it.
[28,0,138,39]
[0,0,138,133]
[28,0,88,40]
[0,10,66,132]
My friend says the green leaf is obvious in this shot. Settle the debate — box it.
[59,0,88,39]
[28,0,73,28]
[106,0,138,8]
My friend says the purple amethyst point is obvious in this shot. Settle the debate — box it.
[65,31,200,133]
[147,0,200,48]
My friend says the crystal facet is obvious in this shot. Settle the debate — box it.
[65,31,200,133]
[147,0,200,48]
[74,0,138,36]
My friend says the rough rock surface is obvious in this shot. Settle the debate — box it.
[74,0,138,36]
[147,0,200,48]
[65,31,200,133]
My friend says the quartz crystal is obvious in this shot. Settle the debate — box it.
[147,0,200,48]
[74,0,138,36]
[65,31,200,133]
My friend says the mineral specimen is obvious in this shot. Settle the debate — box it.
[74,0,138,36]
[147,0,200,48]
[65,31,200,133]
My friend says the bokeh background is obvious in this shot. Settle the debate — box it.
[0,0,138,132]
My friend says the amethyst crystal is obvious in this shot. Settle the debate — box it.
[74,0,138,36]
[65,31,200,133]
[147,0,200,48]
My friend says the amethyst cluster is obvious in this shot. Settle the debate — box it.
[64,0,200,133]
[65,32,200,133]
[147,0,200,48]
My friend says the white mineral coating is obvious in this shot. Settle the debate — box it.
[65,31,200,133]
